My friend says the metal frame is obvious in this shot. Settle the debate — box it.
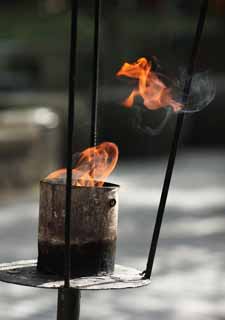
[0,260,150,290]
[0,1,209,319]
[144,0,209,279]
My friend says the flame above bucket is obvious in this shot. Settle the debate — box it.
[117,57,183,112]
[46,142,119,187]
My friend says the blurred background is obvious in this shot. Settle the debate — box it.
[0,0,225,319]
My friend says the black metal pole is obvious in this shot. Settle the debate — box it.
[57,288,81,320]
[144,0,209,280]
[64,0,79,288]
[91,0,101,147]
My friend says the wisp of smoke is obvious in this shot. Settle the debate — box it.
[120,66,215,136]
[132,103,172,136]
[174,69,216,113]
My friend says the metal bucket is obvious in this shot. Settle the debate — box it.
[37,180,119,277]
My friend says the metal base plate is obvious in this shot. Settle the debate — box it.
[0,260,150,291]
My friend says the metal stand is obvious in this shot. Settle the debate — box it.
[0,259,150,319]
[0,260,150,290]
[57,288,81,320]
[0,1,210,320]
[144,0,209,279]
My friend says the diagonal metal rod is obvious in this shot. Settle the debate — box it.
[144,0,209,280]
[91,0,101,147]
[64,0,79,288]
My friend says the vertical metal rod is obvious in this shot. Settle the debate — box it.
[91,0,101,147]
[57,288,81,320]
[144,0,209,279]
[64,0,79,288]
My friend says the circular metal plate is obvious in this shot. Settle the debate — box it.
[0,260,150,291]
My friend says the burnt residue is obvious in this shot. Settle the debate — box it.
[38,181,119,277]
[37,240,116,277]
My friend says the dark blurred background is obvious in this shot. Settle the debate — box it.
[0,0,224,173]
[0,1,225,320]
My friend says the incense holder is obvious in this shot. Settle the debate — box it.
[37,180,119,277]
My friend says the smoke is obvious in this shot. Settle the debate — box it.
[119,66,216,136]
[131,102,172,136]
[132,70,216,135]
[174,69,216,114]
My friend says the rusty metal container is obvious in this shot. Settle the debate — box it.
[37,179,119,277]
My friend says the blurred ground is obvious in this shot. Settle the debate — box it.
[0,149,225,320]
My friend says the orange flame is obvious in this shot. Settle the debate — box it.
[46,142,119,187]
[116,57,183,112]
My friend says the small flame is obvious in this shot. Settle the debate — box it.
[46,142,119,187]
[116,57,183,112]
